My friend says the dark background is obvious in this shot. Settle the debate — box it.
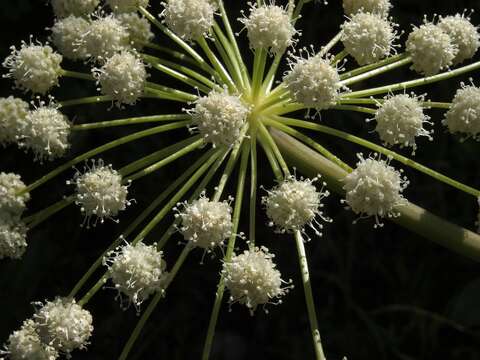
[1,0,480,359]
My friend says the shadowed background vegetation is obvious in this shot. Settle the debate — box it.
[0,0,479,359]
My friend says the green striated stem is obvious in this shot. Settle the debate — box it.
[271,128,480,261]
[61,69,94,81]
[258,121,289,176]
[202,141,250,360]
[252,48,268,99]
[294,231,327,360]
[249,134,258,248]
[118,243,193,360]
[345,60,480,98]
[69,149,217,299]
[339,53,409,80]
[258,128,283,180]
[332,49,349,65]
[273,116,480,197]
[331,104,376,115]
[337,98,452,110]
[20,122,190,195]
[72,114,190,131]
[59,96,113,108]
[138,41,203,70]
[145,83,197,101]
[340,56,412,87]
[25,196,74,229]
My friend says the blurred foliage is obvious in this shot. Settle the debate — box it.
[0,0,479,359]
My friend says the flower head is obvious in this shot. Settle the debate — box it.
[51,15,90,61]
[341,12,397,65]
[116,13,154,50]
[93,51,147,106]
[18,104,71,162]
[104,242,167,309]
[33,297,93,355]
[263,176,330,235]
[69,159,130,226]
[51,0,99,18]
[223,246,289,313]
[189,89,250,148]
[438,13,480,65]
[0,172,30,218]
[406,22,458,76]
[373,93,432,152]
[240,3,297,55]
[284,52,342,110]
[3,41,63,94]
[0,96,29,147]
[4,319,58,360]
[342,0,391,18]
[176,194,233,249]
[343,154,409,226]
[106,0,150,13]
[0,216,28,260]
[443,83,480,140]
[162,0,217,41]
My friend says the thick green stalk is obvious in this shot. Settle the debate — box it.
[72,114,190,131]
[249,134,258,248]
[202,142,250,360]
[252,48,268,99]
[59,96,112,108]
[270,128,480,261]
[61,69,94,81]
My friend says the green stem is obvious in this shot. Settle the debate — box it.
[271,128,480,261]
[145,83,197,102]
[25,196,74,229]
[294,231,327,360]
[337,98,452,110]
[345,60,480,98]
[274,116,480,197]
[258,121,289,177]
[61,69,94,81]
[331,104,376,115]
[21,122,190,195]
[139,41,204,70]
[249,134,258,248]
[340,53,408,80]
[59,96,113,108]
[202,141,250,360]
[331,49,348,65]
[72,114,190,131]
[252,48,267,99]
[258,129,283,181]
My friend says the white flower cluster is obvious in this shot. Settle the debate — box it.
[284,52,342,110]
[263,176,330,235]
[406,21,458,76]
[341,12,397,65]
[3,41,63,94]
[343,154,409,227]
[93,51,147,106]
[33,297,93,355]
[69,159,130,226]
[176,194,233,249]
[373,93,432,153]
[223,246,289,313]
[0,96,29,147]
[106,0,150,13]
[189,90,250,148]
[4,298,93,359]
[162,0,217,41]
[443,83,480,140]
[104,242,168,308]
[51,15,90,61]
[116,13,154,50]
[51,0,99,18]
[342,0,391,18]
[240,4,297,55]
[0,173,30,260]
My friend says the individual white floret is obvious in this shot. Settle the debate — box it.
[176,194,233,249]
[116,13,154,50]
[3,319,58,360]
[240,3,297,55]
[342,0,391,18]
[69,159,130,226]
[93,51,147,106]
[262,176,330,235]
[3,41,63,95]
[188,90,250,148]
[0,96,29,147]
[406,22,458,76]
[0,216,28,260]
[33,297,93,355]
[222,246,290,314]
[107,0,149,13]
[104,241,167,309]
[51,15,90,60]
[341,12,397,65]
[443,83,480,140]
[162,0,217,41]
[51,0,99,18]
[438,14,480,65]
[372,93,432,152]
[343,154,409,227]
[82,15,130,61]
[19,105,71,162]
[284,51,342,110]
[0,172,30,218]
